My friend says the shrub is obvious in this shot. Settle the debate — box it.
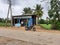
[51,21,60,30]
[56,21,60,30]
[51,24,57,29]
[38,19,46,24]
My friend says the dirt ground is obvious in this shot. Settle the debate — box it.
[0,36,39,45]
[0,26,60,45]
[0,25,60,34]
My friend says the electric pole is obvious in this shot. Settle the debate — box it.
[6,0,13,26]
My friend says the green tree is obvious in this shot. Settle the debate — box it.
[48,0,60,29]
[48,10,53,18]
[23,7,32,14]
[33,4,43,24]
[39,19,46,24]
[34,4,43,17]
[48,0,60,21]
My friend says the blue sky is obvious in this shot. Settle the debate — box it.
[0,0,50,19]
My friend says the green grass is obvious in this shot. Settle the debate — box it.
[0,22,11,27]
[40,24,51,30]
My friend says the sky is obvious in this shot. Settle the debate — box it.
[0,0,50,19]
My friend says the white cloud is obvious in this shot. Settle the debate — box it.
[0,0,50,19]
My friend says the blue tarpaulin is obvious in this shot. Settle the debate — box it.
[28,18,33,27]
[15,19,21,27]
[15,23,21,27]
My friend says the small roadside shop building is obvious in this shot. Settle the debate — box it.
[12,14,38,27]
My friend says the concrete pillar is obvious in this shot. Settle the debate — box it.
[36,17,38,25]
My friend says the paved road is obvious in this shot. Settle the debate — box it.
[0,29,60,45]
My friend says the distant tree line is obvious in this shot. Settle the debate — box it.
[0,18,10,23]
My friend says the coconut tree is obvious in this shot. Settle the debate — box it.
[23,7,32,14]
[33,4,43,24]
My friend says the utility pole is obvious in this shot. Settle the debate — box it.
[6,0,13,26]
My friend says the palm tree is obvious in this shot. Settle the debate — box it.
[33,4,43,24]
[23,7,32,14]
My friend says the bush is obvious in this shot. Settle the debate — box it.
[51,24,57,29]
[56,21,60,30]
[38,19,46,24]
[51,21,60,30]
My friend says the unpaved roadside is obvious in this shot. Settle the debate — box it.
[0,26,60,34]
[0,28,60,45]
[0,36,39,45]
